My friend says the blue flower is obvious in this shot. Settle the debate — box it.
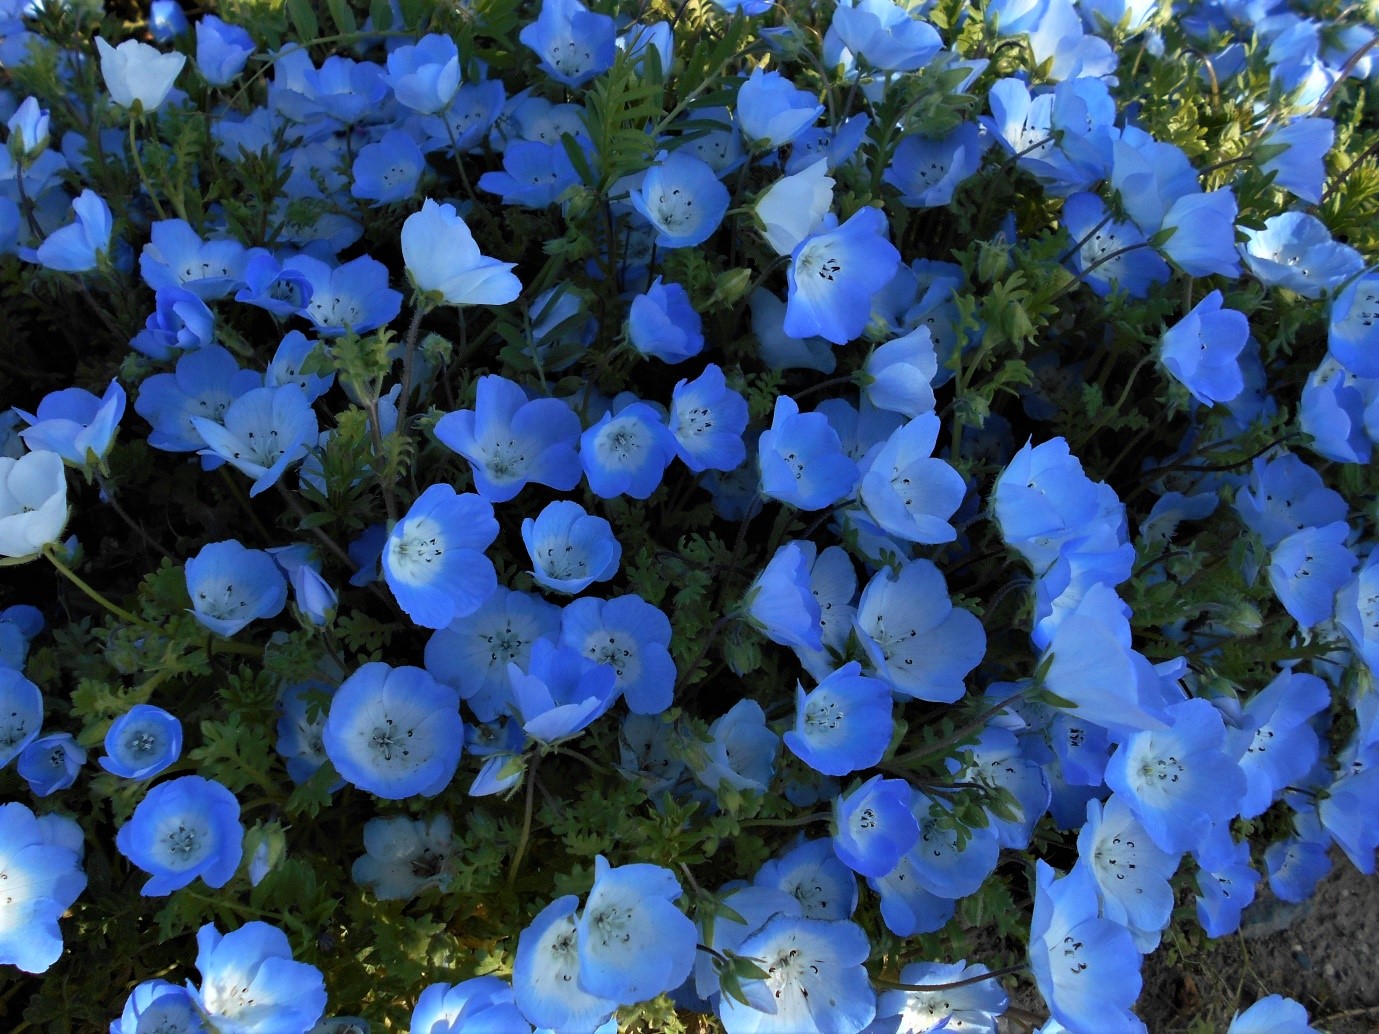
[693,883,803,999]
[323,662,464,799]
[1300,357,1373,464]
[1236,453,1347,549]
[353,813,454,901]
[0,803,85,973]
[758,394,860,509]
[627,276,704,363]
[99,704,182,779]
[858,412,967,543]
[786,206,901,344]
[112,981,203,1034]
[754,158,834,256]
[581,402,677,499]
[286,253,403,337]
[266,329,334,404]
[477,139,581,207]
[195,14,255,86]
[1160,290,1249,406]
[1161,189,1242,278]
[0,666,43,768]
[994,436,1118,570]
[1328,272,1379,378]
[854,558,985,703]
[718,914,875,1034]
[754,836,858,920]
[510,638,618,743]
[1260,119,1333,204]
[1076,794,1179,952]
[420,79,507,154]
[629,151,730,249]
[33,189,111,272]
[521,499,621,595]
[826,0,943,71]
[351,129,426,205]
[185,539,288,637]
[1265,834,1331,903]
[384,33,461,114]
[513,896,618,1031]
[577,855,696,1004]
[1241,212,1364,299]
[17,379,125,470]
[690,698,780,795]
[193,384,319,496]
[1062,192,1169,299]
[187,921,327,1034]
[1267,521,1356,628]
[425,586,561,723]
[140,219,248,301]
[1194,828,1258,938]
[561,594,676,715]
[275,680,341,788]
[668,363,748,473]
[116,775,243,895]
[402,199,522,306]
[735,68,824,150]
[1228,671,1330,819]
[832,774,919,877]
[384,484,499,629]
[519,0,617,87]
[17,732,85,796]
[1228,995,1321,1034]
[883,123,985,208]
[875,960,1009,1033]
[135,345,260,455]
[1028,860,1142,1032]
[225,254,304,326]
[784,661,892,776]
[411,976,532,1033]
[745,540,824,652]
[131,286,216,359]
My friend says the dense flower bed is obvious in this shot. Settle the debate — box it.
[1,0,1377,1030]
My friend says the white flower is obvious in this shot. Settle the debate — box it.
[0,451,67,560]
[754,159,834,256]
[95,37,187,113]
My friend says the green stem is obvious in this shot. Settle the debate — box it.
[128,117,168,221]
[872,962,1028,993]
[507,755,540,888]
[46,544,153,630]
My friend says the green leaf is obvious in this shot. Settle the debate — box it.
[286,0,320,41]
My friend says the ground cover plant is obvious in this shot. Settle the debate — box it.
[0,0,1377,1029]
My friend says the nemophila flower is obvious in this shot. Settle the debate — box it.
[1328,272,1379,377]
[1228,671,1330,819]
[1194,827,1259,938]
[1028,861,1142,1032]
[7,97,49,161]
[513,895,618,1031]
[784,661,893,777]
[755,836,858,920]
[478,139,581,207]
[832,774,920,878]
[0,803,85,973]
[1161,189,1242,278]
[384,33,461,114]
[140,220,248,301]
[875,961,1008,1033]
[718,914,875,1034]
[561,594,675,715]
[187,921,327,1034]
[195,14,254,86]
[33,189,111,272]
[1267,521,1356,628]
[99,704,182,780]
[826,0,943,71]
[265,329,333,404]
[751,287,836,372]
[286,253,402,337]
[1076,795,1179,952]
[735,68,824,150]
[324,662,462,799]
[1266,834,1332,903]
[434,374,581,503]
[795,543,857,680]
[425,586,560,723]
[575,855,696,1004]
[0,450,67,560]
[352,813,453,901]
[1062,192,1169,299]
[629,151,730,249]
[193,384,318,496]
[1236,452,1347,548]
[746,540,824,652]
[994,436,1120,570]
[1258,119,1332,204]
[1108,130,1198,236]
[0,605,41,671]
[116,775,242,896]
[185,539,287,637]
[384,484,498,629]
[1318,764,1379,874]
[412,976,532,1034]
[1228,995,1320,1034]
[421,78,507,154]
[898,790,1003,901]
[859,413,966,544]
[95,37,185,112]
[786,206,901,344]
[521,500,621,595]
[1337,548,1379,673]
[981,79,1105,196]
[785,112,871,175]
[1159,290,1249,406]
[861,328,939,418]
[754,159,833,257]
[855,559,985,703]
[17,732,84,796]
[581,402,676,499]
[112,980,203,1034]
[268,544,337,626]
[275,680,338,787]
[0,666,42,768]
[131,285,216,360]
[691,698,780,795]
[883,123,985,208]
[136,345,260,455]
[351,128,425,205]
[1300,356,1373,465]
[693,883,803,999]
[627,276,704,363]
[17,379,125,471]
[510,638,618,743]
[520,0,616,87]
[950,728,1051,851]
[759,395,860,509]
[668,363,748,473]
[1105,698,1246,854]
[402,199,521,306]
[1241,212,1364,299]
